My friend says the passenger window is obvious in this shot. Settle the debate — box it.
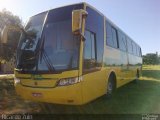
[86,7,104,68]
[106,22,118,48]
[118,31,127,51]
[140,48,142,57]
[132,42,137,55]
[91,33,96,60]
[106,22,113,47]
[138,47,142,57]
[127,38,133,54]
[84,30,97,70]
[136,45,138,56]
[111,27,118,48]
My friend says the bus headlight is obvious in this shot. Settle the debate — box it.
[57,76,83,86]
[14,77,21,84]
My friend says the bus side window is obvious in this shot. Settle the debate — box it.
[118,31,127,51]
[106,22,118,48]
[136,45,138,56]
[83,30,97,70]
[127,38,133,54]
[139,47,142,57]
[106,22,113,47]
[111,27,118,48]
[132,42,137,56]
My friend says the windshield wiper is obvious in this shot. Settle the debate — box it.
[39,35,55,72]
[41,49,55,72]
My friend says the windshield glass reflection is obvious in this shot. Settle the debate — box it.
[16,4,82,73]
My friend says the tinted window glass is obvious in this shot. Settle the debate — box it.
[140,48,142,57]
[106,22,113,47]
[38,20,80,71]
[46,4,83,23]
[17,4,84,72]
[132,42,137,55]
[19,12,47,51]
[25,12,47,30]
[118,31,127,51]
[136,46,139,56]
[91,33,96,59]
[137,47,142,57]
[111,27,118,48]
[106,22,118,48]
[127,38,133,54]
[84,30,96,69]
[84,31,92,60]
[86,7,104,68]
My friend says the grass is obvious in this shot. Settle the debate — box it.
[0,65,160,115]
[142,65,160,80]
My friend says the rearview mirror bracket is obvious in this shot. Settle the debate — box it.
[72,9,88,40]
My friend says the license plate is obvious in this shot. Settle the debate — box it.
[32,93,42,97]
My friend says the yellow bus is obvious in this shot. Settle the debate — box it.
[1,2,142,105]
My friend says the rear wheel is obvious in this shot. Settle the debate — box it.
[133,70,140,83]
[106,74,116,98]
[137,70,140,78]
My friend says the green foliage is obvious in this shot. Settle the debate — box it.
[0,9,22,62]
[0,9,22,29]
[143,53,160,65]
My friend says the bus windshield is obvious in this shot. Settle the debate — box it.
[16,6,80,73]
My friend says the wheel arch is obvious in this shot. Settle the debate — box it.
[106,70,117,89]
[136,68,140,78]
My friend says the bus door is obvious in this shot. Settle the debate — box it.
[80,6,105,103]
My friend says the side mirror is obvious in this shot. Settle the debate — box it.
[72,9,88,35]
[1,25,21,44]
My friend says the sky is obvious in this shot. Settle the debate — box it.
[0,0,160,55]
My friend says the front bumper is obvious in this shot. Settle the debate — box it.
[15,82,83,105]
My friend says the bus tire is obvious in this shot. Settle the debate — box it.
[106,73,116,98]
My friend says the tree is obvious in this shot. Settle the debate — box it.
[143,52,160,65]
[0,9,22,62]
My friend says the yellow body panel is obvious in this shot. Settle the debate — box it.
[15,70,84,105]
[15,81,82,105]
[15,69,79,79]
[81,68,107,104]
